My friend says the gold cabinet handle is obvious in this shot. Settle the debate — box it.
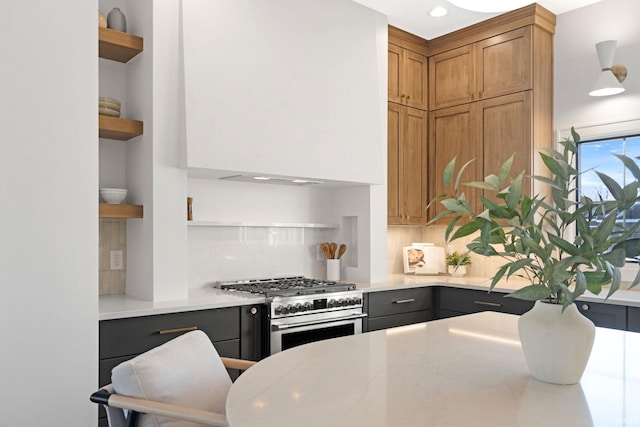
[393,298,416,304]
[158,326,198,335]
[474,301,501,307]
[406,95,410,100]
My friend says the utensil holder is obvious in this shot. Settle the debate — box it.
[327,259,340,281]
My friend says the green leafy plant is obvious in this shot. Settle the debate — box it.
[429,128,640,309]
[445,251,472,267]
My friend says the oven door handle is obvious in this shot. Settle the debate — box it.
[271,313,368,331]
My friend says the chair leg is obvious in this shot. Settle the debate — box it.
[125,410,140,427]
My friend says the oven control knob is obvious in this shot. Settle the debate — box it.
[293,303,303,313]
[274,305,283,315]
[328,299,337,308]
[337,298,346,307]
[353,296,362,305]
[303,302,313,311]
[282,304,293,315]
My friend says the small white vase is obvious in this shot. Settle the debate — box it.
[518,300,595,385]
[448,265,466,277]
[107,7,127,32]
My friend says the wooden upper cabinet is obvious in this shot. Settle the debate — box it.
[477,27,532,101]
[428,103,481,221]
[388,103,401,222]
[388,44,428,110]
[480,91,532,201]
[388,103,428,225]
[429,45,475,111]
[429,27,532,111]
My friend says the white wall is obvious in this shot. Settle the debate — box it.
[0,0,98,425]
[555,0,640,131]
[181,0,386,185]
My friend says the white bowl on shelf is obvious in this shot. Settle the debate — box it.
[99,188,128,204]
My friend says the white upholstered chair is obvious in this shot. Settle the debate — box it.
[91,330,256,427]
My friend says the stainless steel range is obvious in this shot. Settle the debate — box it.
[216,276,366,354]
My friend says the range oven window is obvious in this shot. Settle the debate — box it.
[281,323,354,352]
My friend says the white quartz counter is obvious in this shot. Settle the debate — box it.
[226,311,640,427]
[99,275,640,320]
[99,288,266,320]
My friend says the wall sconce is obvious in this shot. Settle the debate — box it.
[589,40,627,97]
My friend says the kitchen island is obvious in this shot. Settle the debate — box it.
[225,311,640,427]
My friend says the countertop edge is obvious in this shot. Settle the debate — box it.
[99,276,640,320]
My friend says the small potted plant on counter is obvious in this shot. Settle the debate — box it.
[445,251,471,277]
[429,128,640,385]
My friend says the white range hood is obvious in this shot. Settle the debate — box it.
[180,0,387,186]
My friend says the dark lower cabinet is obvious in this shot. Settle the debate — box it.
[436,287,534,319]
[97,304,266,426]
[436,287,629,330]
[628,306,640,333]
[575,301,627,330]
[364,287,433,332]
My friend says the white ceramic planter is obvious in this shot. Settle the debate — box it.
[448,265,466,277]
[518,300,595,385]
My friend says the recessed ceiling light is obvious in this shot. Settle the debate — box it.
[429,6,448,17]
[446,0,530,13]
[252,176,271,181]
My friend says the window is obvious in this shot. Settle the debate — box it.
[578,134,640,242]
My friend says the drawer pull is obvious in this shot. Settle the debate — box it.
[474,301,501,307]
[158,326,198,335]
[393,298,416,304]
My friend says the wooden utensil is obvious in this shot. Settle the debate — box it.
[329,242,337,259]
[337,244,346,259]
[320,243,332,260]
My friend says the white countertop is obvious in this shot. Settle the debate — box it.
[99,275,640,320]
[99,288,266,320]
[226,311,640,427]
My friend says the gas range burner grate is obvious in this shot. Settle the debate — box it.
[215,276,356,297]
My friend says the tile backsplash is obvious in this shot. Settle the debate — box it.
[387,225,505,277]
[99,219,126,295]
[188,226,339,288]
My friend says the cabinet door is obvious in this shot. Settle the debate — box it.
[368,288,433,317]
[576,301,627,331]
[628,306,640,332]
[388,104,427,225]
[437,287,534,318]
[399,106,428,225]
[428,103,481,221]
[429,44,475,110]
[388,44,403,105]
[387,103,402,223]
[476,27,532,101]
[403,50,428,110]
[480,92,532,202]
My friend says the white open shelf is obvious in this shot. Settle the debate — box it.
[187,220,339,229]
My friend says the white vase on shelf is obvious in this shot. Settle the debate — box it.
[107,7,127,32]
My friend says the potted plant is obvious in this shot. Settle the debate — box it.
[429,128,640,384]
[445,251,471,277]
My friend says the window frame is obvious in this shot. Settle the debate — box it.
[557,118,640,282]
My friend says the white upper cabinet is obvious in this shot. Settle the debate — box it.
[181,0,386,185]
